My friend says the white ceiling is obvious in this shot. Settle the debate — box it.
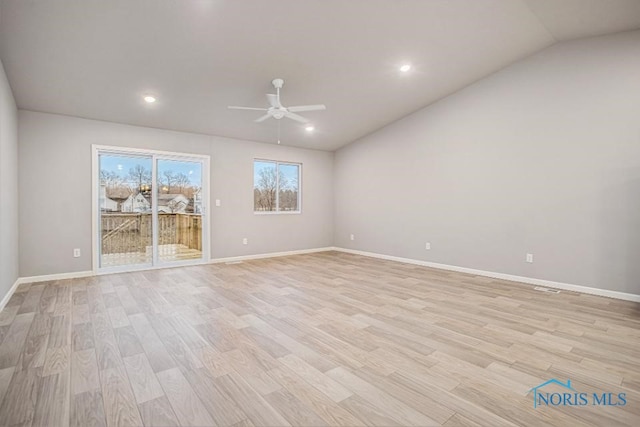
[1,0,639,151]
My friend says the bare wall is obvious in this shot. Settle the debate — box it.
[0,56,18,303]
[334,30,640,295]
[18,111,333,277]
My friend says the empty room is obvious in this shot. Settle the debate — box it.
[1,1,639,426]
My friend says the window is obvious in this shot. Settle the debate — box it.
[254,160,301,213]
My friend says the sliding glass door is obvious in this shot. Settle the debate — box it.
[94,146,208,273]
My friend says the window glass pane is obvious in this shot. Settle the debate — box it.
[156,159,204,263]
[254,161,277,211]
[278,163,299,212]
[99,154,153,267]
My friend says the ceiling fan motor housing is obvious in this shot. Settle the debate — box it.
[227,77,326,129]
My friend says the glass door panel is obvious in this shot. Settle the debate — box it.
[156,158,204,263]
[98,153,153,268]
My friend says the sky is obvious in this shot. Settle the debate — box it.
[100,154,202,187]
[254,161,299,190]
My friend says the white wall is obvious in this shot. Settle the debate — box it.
[334,30,640,295]
[18,111,333,277]
[0,56,18,302]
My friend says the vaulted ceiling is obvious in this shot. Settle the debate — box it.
[1,0,639,151]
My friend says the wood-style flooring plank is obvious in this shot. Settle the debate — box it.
[33,371,71,426]
[48,313,71,349]
[127,313,176,373]
[0,312,35,369]
[156,367,216,427]
[327,366,440,426]
[71,349,100,395]
[443,413,484,427]
[15,333,49,372]
[122,353,164,404]
[137,395,180,427]
[0,252,638,427]
[278,353,352,402]
[72,322,95,351]
[264,387,327,427]
[53,284,72,316]
[113,325,144,358]
[0,325,8,347]
[29,313,52,338]
[72,304,91,325]
[42,346,70,376]
[17,284,45,314]
[107,306,130,329]
[181,367,248,426]
[0,366,15,407]
[0,305,19,327]
[0,365,40,425]
[71,390,107,427]
[267,366,366,426]
[100,364,143,427]
[215,372,291,427]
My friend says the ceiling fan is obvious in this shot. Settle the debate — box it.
[228,78,326,124]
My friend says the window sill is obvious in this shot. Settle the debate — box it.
[254,211,302,215]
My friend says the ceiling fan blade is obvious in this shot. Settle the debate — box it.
[266,94,282,108]
[284,112,309,124]
[287,104,326,113]
[228,106,268,111]
[255,114,272,123]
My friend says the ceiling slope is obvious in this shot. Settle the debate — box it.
[0,0,639,150]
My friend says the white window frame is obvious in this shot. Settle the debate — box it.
[253,159,302,215]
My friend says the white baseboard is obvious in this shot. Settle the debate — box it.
[0,278,22,311]
[1,271,94,312]
[211,247,334,264]
[10,246,633,305]
[7,248,334,293]
[333,247,640,303]
[16,271,94,285]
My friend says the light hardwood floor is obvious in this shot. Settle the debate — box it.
[0,251,639,426]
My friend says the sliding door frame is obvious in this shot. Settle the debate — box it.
[91,144,210,274]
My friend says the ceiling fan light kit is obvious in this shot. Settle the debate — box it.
[228,78,326,144]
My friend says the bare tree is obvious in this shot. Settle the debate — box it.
[100,170,122,188]
[166,199,186,213]
[174,173,191,193]
[161,170,175,193]
[279,189,299,211]
[279,172,298,211]
[254,166,287,211]
[128,165,151,190]
[255,167,276,211]
[254,188,262,210]
[100,170,131,198]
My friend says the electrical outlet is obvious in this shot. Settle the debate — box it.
[73,248,81,258]
[350,234,355,241]
[526,253,534,263]
[242,238,248,245]
[215,199,221,207]
[425,242,431,250]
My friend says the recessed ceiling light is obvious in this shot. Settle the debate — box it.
[400,64,412,73]
[144,96,156,103]
[305,125,315,132]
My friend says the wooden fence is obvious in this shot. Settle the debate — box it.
[101,213,202,254]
